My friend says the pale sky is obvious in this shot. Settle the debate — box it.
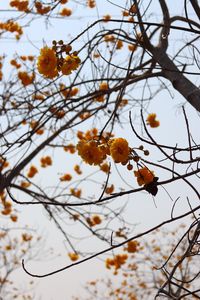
[1,1,199,299]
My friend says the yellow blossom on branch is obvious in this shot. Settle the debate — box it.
[109,138,130,163]
[27,165,38,178]
[37,46,58,79]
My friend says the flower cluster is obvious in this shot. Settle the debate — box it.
[76,129,157,190]
[0,20,23,39]
[37,41,81,79]
[76,131,131,166]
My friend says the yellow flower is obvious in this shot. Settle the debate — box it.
[61,54,81,75]
[146,113,160,128]
[77,140,106,165]
[134,167,154,186]
[109,138,130,163]
[37,46,58,79]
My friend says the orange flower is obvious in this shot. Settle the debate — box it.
[68,252,79,261]
[103,14,111,22]
[10,59,21,68]
[106,254,128,272]
[63,144,76,154]
[74,164,82,175]
[77,140,107,165]
[105,184,114,194]
[92,215,102,225]
[27,165,38,178]
[129,4,137,14]
[10,0,29,12]
[128,43,137,52]
[22,233,32,242]
[0,157,9,171]
[100,162,110,173]
[146,113,160,128]
[70,188,82,198]
[20,181,31,188]
[1,201,12,215]
[60,8,72,17]
[10,214,18,222]
[116,40,123,50]
[125,240,140,253]
[99,82,109,90]
[40,156,52,167]
[61,54,81,75]
[60,173,72,181]
[18,71,34,86]
[0,20,23,39]
[109,138,130,163]
[134,167,154,186]
[87,0,95,8]
[35,2,50,14]
[37,46,58,79]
